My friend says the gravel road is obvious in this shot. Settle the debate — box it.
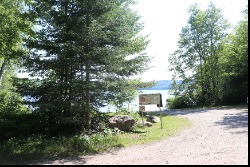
[33,105,248,165]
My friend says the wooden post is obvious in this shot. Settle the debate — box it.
[159,107,163,129]
[140,105,145,128]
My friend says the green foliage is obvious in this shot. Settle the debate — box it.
[0,90,30,114]
[166,96,196,109]
[0,0,33,84]
[0,112,40,141]
[218,6,248,105]
[20,0,152,132]
[168,2,248,108]
[0,0,35,141]
[107,79,155,111]
[0,72,29,114]
[0,133,120,164]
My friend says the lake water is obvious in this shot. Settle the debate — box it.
[24,90,173,112]
[99,90,174,112]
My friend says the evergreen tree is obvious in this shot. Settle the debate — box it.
[22,0,152,134]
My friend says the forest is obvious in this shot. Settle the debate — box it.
[0,0,248,162]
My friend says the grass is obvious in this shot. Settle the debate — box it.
[0,112,192,165]
[117,114,192,147]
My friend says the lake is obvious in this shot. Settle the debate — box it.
[23,89,174,112]
[99,89,174,112]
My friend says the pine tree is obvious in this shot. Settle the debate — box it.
[23,0,152,134]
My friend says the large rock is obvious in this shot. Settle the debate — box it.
[108,115,136,131]
[137,120,153,127]
[146,116,160,123]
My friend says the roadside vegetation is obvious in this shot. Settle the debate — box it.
[0,111,191,165]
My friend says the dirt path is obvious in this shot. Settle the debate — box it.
[33,106,248,165]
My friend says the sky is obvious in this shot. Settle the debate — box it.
[132,0,248,81]
[17,0,247,80]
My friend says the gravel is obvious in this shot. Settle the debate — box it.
[32,105,248,165]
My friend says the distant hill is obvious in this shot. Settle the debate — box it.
[140,80,182,90]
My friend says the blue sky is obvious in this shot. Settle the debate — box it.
[133,0,248,81]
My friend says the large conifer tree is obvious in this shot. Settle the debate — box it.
[23,0,151,133]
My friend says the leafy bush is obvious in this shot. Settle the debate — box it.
[166,96,196,109]
[0,90,31,114]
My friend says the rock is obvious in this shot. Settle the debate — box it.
[108,115,136,131]
[137,121,153,127]
[146,116,160,123]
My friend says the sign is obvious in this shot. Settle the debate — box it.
[139,93,162,107]
[138,93,163,129]
[139,106,145,112]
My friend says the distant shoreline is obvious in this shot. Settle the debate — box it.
[139,80,182,90]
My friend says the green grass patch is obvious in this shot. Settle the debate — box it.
[117,114,192,146]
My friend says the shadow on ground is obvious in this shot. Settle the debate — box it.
[23,156,88,165]
[215,110,248,134]
[0,155,88,165]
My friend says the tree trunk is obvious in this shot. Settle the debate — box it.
[85,1,91,134]
[85,62,91,134]
[199,55,204,106]
[0,59,7,86]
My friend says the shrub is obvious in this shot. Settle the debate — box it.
[166,96,195,109]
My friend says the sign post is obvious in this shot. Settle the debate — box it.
[159,106,163,129]
[139,93,163,129]
[139,106,145,127]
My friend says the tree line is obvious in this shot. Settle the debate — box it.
[167,2,248,109]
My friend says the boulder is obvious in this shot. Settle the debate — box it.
[108,115,136,131]
[137,120,153,127]
[146,116,160,123]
